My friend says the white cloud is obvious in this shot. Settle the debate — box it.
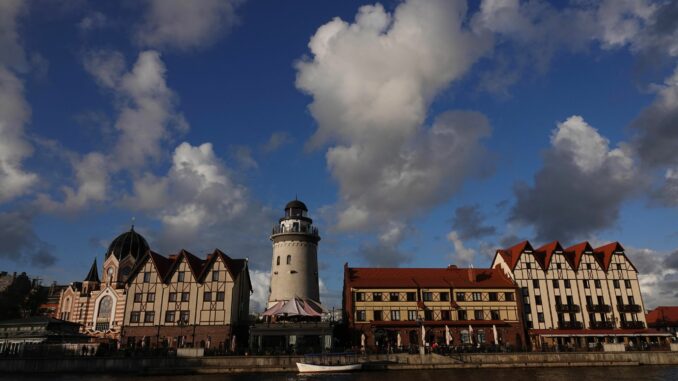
[249,269,270,313]
[625,247,678,309]
[0,0,28,71]
[296,0,492,236]
[261,132,291,153]
[447,230,476,266]
[78,11,108,32]
[135,0,242,51]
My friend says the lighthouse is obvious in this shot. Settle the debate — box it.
[267,199,321,308]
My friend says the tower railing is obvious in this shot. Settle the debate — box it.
[271,225,319,236]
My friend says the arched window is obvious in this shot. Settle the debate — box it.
[276,256,280,266]
[286,255,291,265]
[98,296,112,319]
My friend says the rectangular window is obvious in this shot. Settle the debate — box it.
[390,292,400,302]
[373,292,383,302]
[144,311,155,323]
[134,293,142,302]
[143,272,151,283]
[564,279,571,288]
[169,292,177,302]
[165,311,175,323]
[407,310,417,321]
[423,292,433,301]
[538,312,545,322]
[472,292,482,301]
[583,280,589,289]
[524,303,531,313]
[355,292,364,301]
[488,292,498,301]
[216,292,225,301]
[390,310,400,321]
[527,321,533,329]
[356,310,366,321]
[179,310,189,323]
[586,296,593,306]
[525,263,531,269]
[406,292,416,301]
[440,292,450,301]
[212,271,219,281]
[616,264,622,270]
[521,287,529,297]
[616,295,624,305]
[491,310,500,320]
[532,279,539,288]
[458,310,467,320]
[567,295,574,305]
[589,312,596,322]
[552,280,559,288]
[594,279,601,288]
[130,311,140,323]
[456,292,466,301]
[373,310,383,321]
[504,292,514,301]
[181,292,189,302]
[557,263,562,270]
[535,295,542,305]
[597,295,604,305]
[586,263,592,270]
[441,310,450,320]
[178,271,185,282]
[204,291,212,301]
[147,293,155,302]
[424,309,433,320]
[474,310,484,320]
[624,280,632,288]
[628,295,635,305]
[613,280,620,289]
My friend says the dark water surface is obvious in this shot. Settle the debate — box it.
[5,367,678,381]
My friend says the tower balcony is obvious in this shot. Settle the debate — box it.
[271,225,319,237]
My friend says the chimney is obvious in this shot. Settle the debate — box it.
[467,268,474,283]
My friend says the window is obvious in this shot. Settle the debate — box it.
[532,279,539,288]
[616,295,624,306]
[597,295,604,305]
[557,263,562,270]
[458,310,467,320]
[564,279,571,288]
[276,256,280,266]
[286,255,291,265]
[407,310,417,321]
[505,292,515,301]
[130,311,140,323]
[472,292,482,301]
[456,292,466,301]
[616,264,622,270]
[423,292,433,301]
[535,295,542,305]
[373,292,383,302]
[390,292,400,302]
[165,311,175,323]
[391,310,400,321]
[524,303,531,313]
[594,280,601,288]
[169,292,177,302]
[356,310,366,321]
[552,280,559,288]
[613,280,620,289]
[424,309,433,320]
[143,272,151,283]
[373,310,383,321]
[628,295,635,305]
[144,311,155,323]
[212,271,220,281]
[624,280,632,288]
[204,291,212,301]
[589,312,596,322]
[474,310,484,320]
[583,280,589,289]
[181,292,189,302]
[440,292,450,301]
[178,271,185,282]
[586,296,593,306]
[527,321,533,329]
[134,293,142,302]
[355,292,364,301]
[147,293,155,302]
[461,330,470,344]
[441,310,451,320]
[179,311,189,323]
[406,292,416,301]
[525,263,531,269]
[491,310,500,320]
[567,295,574,305]
[538,312,545,322]
[216,292,225,301]
[489,292,498,301]
[521,287,529,297]
[586,263,592,270]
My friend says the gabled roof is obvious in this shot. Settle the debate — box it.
[563,241,594,270]
[165,249,205,281]
[197,249,246,282]
[534,241,564,270]
[345,266,515,289]
[84,258,100,283]
[495,240,534,270]
[593,242,624,271]
[646,307,678,326]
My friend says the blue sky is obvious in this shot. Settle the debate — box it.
[1,0,678,310]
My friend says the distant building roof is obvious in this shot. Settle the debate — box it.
[344,265,515,289]
[646,306,678,327]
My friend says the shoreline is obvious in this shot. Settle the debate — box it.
[2,352,678,375]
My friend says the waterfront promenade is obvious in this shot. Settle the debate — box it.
[2,352,678,375]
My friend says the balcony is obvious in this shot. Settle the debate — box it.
[271,225,319,237]
[586,304,612,313]
[589,321,615,329]
[620,321,645,329]
[617,304,642,313]
[555,304,581,313]
[558,321,584,329]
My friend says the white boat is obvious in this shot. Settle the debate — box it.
[296,362,362,373]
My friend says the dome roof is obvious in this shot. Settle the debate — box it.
[105,226,150,261]
[285,199,307,211]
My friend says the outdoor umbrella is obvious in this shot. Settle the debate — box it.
[493,325,499,346]
[468,325,474,344]
[230,334,237,352]
[445,325,452,346]
[421,325,426,346]
[361,333,366,348]
[397,332,402,348]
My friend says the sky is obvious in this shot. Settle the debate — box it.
[1,0,678,312]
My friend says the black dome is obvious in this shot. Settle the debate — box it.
[285,199,308,211]
[105,227,150,261]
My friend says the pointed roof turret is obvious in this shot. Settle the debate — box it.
[84,258,100,283]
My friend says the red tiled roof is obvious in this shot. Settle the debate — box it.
[646,307,678,326]
[345,266,515,289]
[357,320,512,327]
[149,250,173,279]
[496,240,533,270]
[563,241,593,270]
[530,328,665,336]
[534,241,563,270]
[593,242,624,271]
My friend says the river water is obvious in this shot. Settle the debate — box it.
[6,367,678,381]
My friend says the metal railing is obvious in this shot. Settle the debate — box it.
[617,304,642,313]
[555,304,581,313]
[271,225,319,236]
[586,304,612,313]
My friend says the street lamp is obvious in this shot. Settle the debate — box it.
[177,318,187,348]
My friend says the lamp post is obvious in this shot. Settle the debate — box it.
[416,317,425,355]
[177,318,187,348]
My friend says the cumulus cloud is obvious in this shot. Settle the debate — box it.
[135,0,242,51]
[0,211,56,267]
[357,241,410,268]
[296,0,492,236]
[78,11,108,32]
[260,132,291,153]
[447,230,476,266]
[0,0,28,71]
[625,247,678,308]
[452,204,496,240]
[510,116,640,242]
[249,268,270,313]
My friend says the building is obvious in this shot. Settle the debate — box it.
[38,282,69,318]
[646,307,678,338]
[57,226,149,340]
[342,264,526,352]
[121,249,251,350]
[492,240,668,349]
[0,317,88,356]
